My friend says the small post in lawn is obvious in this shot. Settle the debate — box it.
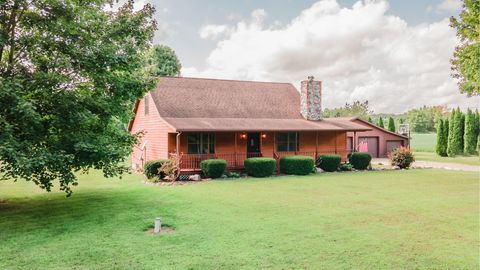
[154,217,162,234]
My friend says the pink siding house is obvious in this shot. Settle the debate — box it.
[346,117,409,158]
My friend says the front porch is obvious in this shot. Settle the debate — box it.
[168,131,353,172]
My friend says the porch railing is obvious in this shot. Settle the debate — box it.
[179,149,353,172]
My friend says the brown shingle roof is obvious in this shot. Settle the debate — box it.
[149,77,370,132]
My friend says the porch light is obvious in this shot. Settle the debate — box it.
[261,133,267,139]
[240,133,247,139]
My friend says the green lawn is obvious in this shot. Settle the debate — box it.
[410,133,436,152]
[1,170,478,269]
[414,151,480,166]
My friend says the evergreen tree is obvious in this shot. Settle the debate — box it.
[447,110,456,157]
[377,118,384,128]
[464,109,477,155]
[448,108,464,156]
[399,118,405,124]
[436,119,448,156]
[443,118,449,152]
[459,110,465,153]
[387,117,396,132]
[367,116,373,123]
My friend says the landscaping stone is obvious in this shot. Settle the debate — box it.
[189,174,202,181]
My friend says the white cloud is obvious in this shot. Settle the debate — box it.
[199,24,232,40]
[184,0,479,113]
[435,0,462,13]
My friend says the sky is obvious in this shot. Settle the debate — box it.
[128,0,479,114]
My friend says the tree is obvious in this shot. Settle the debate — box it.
[406,105,447,133]
[377,117,384,128]
[464,109,477,154]
[146,45,182,77]
[323,100,373,119]
[0,1,157,195]
[447,110,456,156]
[436,119,448,156]
[448,108,464,156]
[387,117,396,132]
[450,0,480,95]
[367,116,373,123]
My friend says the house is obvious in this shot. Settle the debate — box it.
[345,118,410,158]
[128,76,371,173]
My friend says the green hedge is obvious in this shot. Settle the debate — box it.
[144,159,168,179]
[280,156,314,175]
[200,159,227,178]
[244,157,276,177]
[316,154,341,172]
[348,152,372,170]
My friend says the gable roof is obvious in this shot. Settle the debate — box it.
[134,77,371,132]
[339,117,409,139]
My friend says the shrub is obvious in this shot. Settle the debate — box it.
[144,159,168,180]
[348,152,372,170]
[280,155,315,175]
[339,163,353,171]
[225,171,241,178]
[389,147,415,169]
[244,157,276,177]
[200,159,227,178]
[316,154,341,172]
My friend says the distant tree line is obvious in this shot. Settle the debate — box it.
[436,108,480,157]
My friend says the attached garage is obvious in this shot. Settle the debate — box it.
[358,136,379,158]
[345,117,409,158]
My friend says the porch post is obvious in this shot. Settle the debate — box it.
[353,131,357,152]
[176,132,182,172]
[315,131,318,158]
[273,131,276,156]
[234,132,238,168]
[334,131,338,154]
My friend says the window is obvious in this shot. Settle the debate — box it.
[276,132,298,152]
[144,96,149,115]
[187,133,215,154]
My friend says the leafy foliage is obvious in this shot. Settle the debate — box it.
[146,45,182,77]
[450,0,480,95]
[447,108,466,156]
[436,119,448,157]
[464,109,478,154]
[348,152,372,170]
[244,157,276,177]
[280,155,314,175]
[389,147,415,169]
[387,117,396,132]
[406,105,447,133]
[339,163,353,171]
[200,159,227,179]
[377,117,384,128]
[159,153,182,181]
[0,1,157,195]
[323,100,373,119]
[316,154,341,172]
[144,159,168,180]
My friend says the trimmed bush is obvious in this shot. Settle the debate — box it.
[144,159,168,180]
[389,147,415,169]
[348,152,372,170]
[244,157,276,177]
[280,156,315,175]
[200,159,227,178]
[316,154,341,172]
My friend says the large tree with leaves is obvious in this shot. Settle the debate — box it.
[146,45,181,77]
[450,0,480,95]
[0,1,157,195]
[323,100,373,119]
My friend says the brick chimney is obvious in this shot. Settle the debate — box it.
[300,76,322,120]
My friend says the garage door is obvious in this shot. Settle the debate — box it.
[358,137,379,158]
[386,140,403,153]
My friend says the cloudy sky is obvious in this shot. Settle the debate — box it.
[133,0,478,113]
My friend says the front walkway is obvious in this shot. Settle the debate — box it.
[371,158,479,172]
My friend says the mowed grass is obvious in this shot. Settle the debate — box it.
[0,170,478,269]
[415,151,480,166]
[410,133,436,152]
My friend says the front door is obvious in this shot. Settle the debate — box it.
[247,133,261,154]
